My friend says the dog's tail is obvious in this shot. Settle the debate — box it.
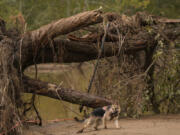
[74,117,85,123]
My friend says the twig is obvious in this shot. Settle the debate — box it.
[113,60,155,88]
[32,94,42,126]
[55,82,82,117]
[79,18,110,112]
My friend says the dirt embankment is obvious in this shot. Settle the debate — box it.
[23,115,180,135]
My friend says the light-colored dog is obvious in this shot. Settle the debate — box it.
[76,104,121,133]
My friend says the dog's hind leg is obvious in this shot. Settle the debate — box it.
[94,118,101,130]
[77,118,94,133]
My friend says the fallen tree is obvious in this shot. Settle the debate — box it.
[23,76,111,108]
[0,8,180,134]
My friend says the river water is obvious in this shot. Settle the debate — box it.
[24,63,93,120]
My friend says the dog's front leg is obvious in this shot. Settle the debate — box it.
[114,119,119,128]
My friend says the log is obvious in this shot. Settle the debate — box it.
[19,9,103,70]
[23,76,112,108]
[29,8,103,45]
[19,11,180,70]
[21,38,148,69]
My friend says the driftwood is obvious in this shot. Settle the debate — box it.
[23,76,112,108]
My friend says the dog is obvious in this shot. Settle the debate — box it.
[76,104,121,133]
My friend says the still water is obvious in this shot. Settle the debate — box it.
[24,63,93,120]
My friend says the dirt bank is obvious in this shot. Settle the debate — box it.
[23,115,180,135]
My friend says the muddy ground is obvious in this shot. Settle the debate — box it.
[24,115,180,135]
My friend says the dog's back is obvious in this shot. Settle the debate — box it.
[91,107,106,117]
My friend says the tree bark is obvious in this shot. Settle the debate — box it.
[23,76,112,108]
[30,8,103,44]
[0,38,22,134]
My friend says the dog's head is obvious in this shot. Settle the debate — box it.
[110,104,121,114]
[103,104,121,114]
[107,104,121,120]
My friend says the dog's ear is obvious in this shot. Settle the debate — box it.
[111,101,118,106]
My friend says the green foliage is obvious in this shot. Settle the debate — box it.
[0,0,20,28]
[147,0,180,18]
[0,0,180,30]
[150,31,180,114]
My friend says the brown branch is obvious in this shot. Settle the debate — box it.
[67,33,122,43]
[19,11,180,70]
[29,8,103,45]
[19,9,104,70]
[21,38,148,69]
[158,18,180,23]
[22,76,112,108]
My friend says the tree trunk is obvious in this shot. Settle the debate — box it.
[0,38,22,134]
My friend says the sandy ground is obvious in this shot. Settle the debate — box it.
[24,115,180,135]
